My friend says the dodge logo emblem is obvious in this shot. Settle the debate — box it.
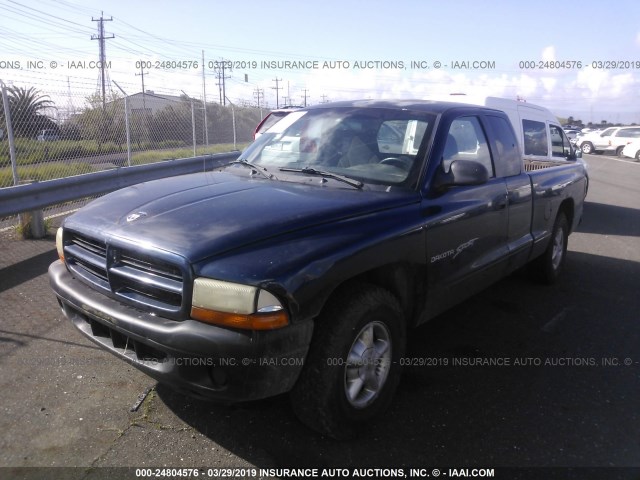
[126,211,147,222]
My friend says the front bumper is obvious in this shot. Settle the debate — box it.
[49,260,313,402]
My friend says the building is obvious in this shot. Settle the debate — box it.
[122,91,185,115]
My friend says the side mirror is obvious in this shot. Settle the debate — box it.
[433,160,489,190]
[567,146,582,161]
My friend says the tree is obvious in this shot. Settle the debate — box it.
[0,86,57,137]
[74,91,125,148]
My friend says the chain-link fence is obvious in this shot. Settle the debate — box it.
[0,76,264,232]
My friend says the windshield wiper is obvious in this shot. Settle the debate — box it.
[222,159,276,180]
[279,167,364,189]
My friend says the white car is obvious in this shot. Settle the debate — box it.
[621,140,640,161]
[36,129,60,141]
[564,129,581,144]
[576,126,640,155]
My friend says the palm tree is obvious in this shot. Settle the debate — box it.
[1,86,57,137]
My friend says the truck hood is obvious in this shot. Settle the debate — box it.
[64,171,418,262]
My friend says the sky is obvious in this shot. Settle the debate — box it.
[1,0,640,124]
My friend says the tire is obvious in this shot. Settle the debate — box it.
[616,146,625,157]
[580,142,594,154]
[530,212,569,284]
[635,150,640,162]
[290,282,406,439]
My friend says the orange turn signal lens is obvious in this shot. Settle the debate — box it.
[190,306,289,330]
[56,227,64,262]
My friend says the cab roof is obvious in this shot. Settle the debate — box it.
[304,99,500,115]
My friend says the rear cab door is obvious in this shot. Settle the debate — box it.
[484,114,534,272]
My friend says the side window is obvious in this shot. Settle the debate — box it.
[443,116,494,177]
[484,115,521,177]
[618,128,640,139]
[522,119,548,157]
[550,125,571,158]
[377,119,429,155]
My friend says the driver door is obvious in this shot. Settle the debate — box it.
[421,114,509,319]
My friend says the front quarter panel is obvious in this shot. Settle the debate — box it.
[194,199,425,324]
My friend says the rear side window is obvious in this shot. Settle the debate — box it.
[549,125,572,158]
[443,116,494,177]
[522,120,548,157]
[257,112,289,135]
[484,115,521,177]
[617,128,640,139]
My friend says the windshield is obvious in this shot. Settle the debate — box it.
[241,107,435,187]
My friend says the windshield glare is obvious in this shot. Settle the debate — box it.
[241,107,434,186]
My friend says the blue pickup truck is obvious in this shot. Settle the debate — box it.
[49,99,588,438]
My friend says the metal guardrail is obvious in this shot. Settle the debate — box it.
[0,151,240,219]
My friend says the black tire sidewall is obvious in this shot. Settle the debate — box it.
[543,213,569,283]
[291,284,406,437]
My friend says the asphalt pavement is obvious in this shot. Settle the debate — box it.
[0,153,639,480]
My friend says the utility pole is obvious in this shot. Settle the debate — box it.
[135,66,148,112]
[301,89,309,107]
[91,12,114,110]
[320,94,329,104]
[66,76,75,119]
[253,87,263,117]
[215,59,231,106]
[272,78,282,108]
[253,87,263,108]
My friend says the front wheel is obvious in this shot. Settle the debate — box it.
[530,212,569,284]
[290,283,406,439]
[580,142,594,154]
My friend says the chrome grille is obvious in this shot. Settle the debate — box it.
[65,233,108,286]
[64,231,185,314]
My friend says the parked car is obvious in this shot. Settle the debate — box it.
[50,99,587,439]
[564,129,581,144]
[253,106,302,139]
[621,140,640,161]
[576,126,640,155]
[36,129,60,141]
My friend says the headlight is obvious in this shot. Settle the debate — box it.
[56,227,64,262]
[191,278,288,330]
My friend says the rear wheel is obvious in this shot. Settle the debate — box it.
[616,146,625,157]
[530,212,569,284]
[635,150,640,162]
[291,283,405,439]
